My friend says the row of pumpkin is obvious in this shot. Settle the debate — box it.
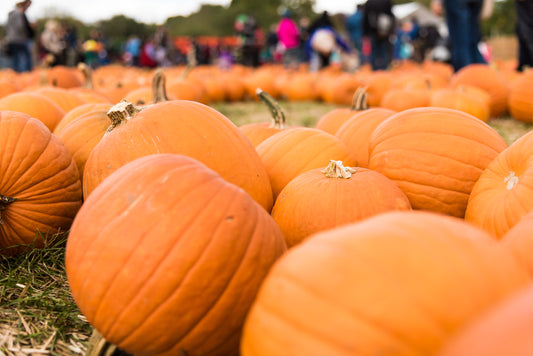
[0,61,532,355]
[0,58,532,124]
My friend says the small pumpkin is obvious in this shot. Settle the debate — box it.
[271,160,411,247]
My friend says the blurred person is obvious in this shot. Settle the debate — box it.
[306,11,351,71]
[82,30,103,68]
[5,0,34,72]
[40,20,65,66]
[277,9,300,69]
[346,3,367,64]
[431,0,486,71]
[515,0,533,71]
[124,34,141,66]
[363,0,396,70]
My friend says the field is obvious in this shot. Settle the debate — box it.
[1,99,532,355]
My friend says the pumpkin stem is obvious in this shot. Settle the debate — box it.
[106,100,143,134]
[350,86,369,111]
[78,62,95,90]
[180,62,195,82]
[152,68,169,103]
[321,160,357,179]
[0,194,16,225]
[504,171,519,190]
[256,88,286,129]
[86,329,119,356]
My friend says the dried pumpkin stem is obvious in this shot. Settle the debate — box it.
[152,68,169,103]
[86,329,118,356]
[350,86,369,111]
[256,88,286,129]
[0,194,16,225]
[321,160,357,179]
[106,100,143,134]
[78,62,95,90]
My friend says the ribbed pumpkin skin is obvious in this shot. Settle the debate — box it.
[34,87,88,113]
[241,211,529,356]
[66,154,286,356]
[83,100,273,211]
[465,129,533,238]
[0,111,82,255]
[335,108,396,167]
[0,92,66,131]
[271,166,411,247]
[436,284,533,356]
[256,127,355,201]
[56,108,112,183]
[368,107,507,218]
[54,103,112,136]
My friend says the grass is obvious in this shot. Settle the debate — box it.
[1,100,532,355]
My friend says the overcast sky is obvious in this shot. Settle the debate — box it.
[1,0,361,25]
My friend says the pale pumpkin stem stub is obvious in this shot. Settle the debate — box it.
[106,100,143,134]
[504,171,519,190]
[321,160,357,178]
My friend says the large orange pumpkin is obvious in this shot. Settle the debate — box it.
[271,160,411,247]
[83,100,273,211]
[0,111,82,255]
[241,210,528,356]
[465,129,533,238]
[368,107,507,217]
[66,153,286,356]
[436,284,533,356]
[256,127,355,201]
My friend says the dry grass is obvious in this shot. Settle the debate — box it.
[1,100,532,355]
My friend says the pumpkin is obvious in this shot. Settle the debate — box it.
[315,86,369,135]
[46,65,84,88]
[256,126,355,201]
[0,92,66,131]
[66,153,286,356]
[33,86,88,113]
[501,210,533,276]
[465,129,533,238]
[507,69,533,123]
[53,102,113,136]
[436,284,533,356]
[449,63,509,117]
[368,107,507,217]
[335,107,396,167]
[83,100,274,211]
[55,107,113,183]
[241,210,528,356]
[380,86,432,111]
[271,160,411,247]
[0,111,82,255]
[430,85,491,122]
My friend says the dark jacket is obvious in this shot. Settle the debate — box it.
[363,0,395,39]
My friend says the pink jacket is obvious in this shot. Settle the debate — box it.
[277,18,300,49]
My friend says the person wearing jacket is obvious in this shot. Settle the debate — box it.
[277,10,300,69]
[5,0,34,72]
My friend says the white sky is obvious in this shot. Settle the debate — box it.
[0,0,360,25]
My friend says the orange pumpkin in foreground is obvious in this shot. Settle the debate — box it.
[368,107,507,217]
[501,210,533,276]
[436,284,533,356]
[0,111,82,255]
[66,153,286,356]
[241,211,529,356]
